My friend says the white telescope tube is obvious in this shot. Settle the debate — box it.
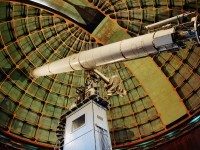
[31,30,159,78]
[30,14,200,78]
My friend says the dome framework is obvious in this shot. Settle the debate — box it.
[0,0,199,149]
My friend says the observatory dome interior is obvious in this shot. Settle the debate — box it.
[0,0,199,149]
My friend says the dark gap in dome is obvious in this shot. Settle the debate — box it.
[0,22,17,46]
[0,38,4,49]
[27,17,41,33]
[54,17,66,24]
[105,7,115,14]
[97,43,103,47]
[43,27,56,40]
[13,3,27,19]
[72,40,82,51]
[114,3,127,12]
[7,43,24,64]
[65,0,106,33]
[1,96,17,113]
[0,51,15,74]
[193,64,200,75]
[98,0,106,9]
[110,13,116,19]
[166,114,188,129]
[0,2,12,22]
[49,37,62,50]
[0,109,12,128]
[117,20,128,29]
[70,26,78,33]
[65,36,76,47]
[41,16,54,28]
[79,31,86,40]
[126,0,140,9]
[74,29,82,37]
[14,19,29,38]
[93,0,99,6]
[91,42,98,48]
[110,0,121,5]
[102,3,111,11]
[0,69,6,82]
[41,10,53,16]
[84,33,90,42]
[28,6,40,17]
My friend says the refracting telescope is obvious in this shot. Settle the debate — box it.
[30,13,200,78]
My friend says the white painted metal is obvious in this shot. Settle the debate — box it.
[30,31,159,78]
[30,14,200,78]
[145,12,195,30]
[153,28,175,48]
[93,69,109,83]
[30,56,74,77]
[63,100,112,150]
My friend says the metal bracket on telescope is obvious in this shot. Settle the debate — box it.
[76,69,126,98]
[75,69,126,108]
[93,69,127,97]
[71,69,126,111]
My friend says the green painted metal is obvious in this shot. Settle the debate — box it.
[0,0,199,149]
